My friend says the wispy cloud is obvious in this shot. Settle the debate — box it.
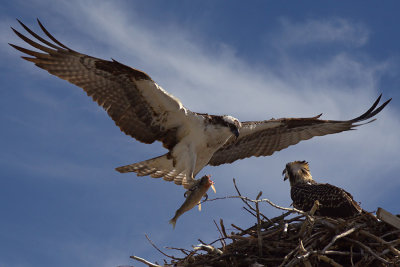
[274,17,370,48]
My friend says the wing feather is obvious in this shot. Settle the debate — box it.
[209,96,391,166]
[10,19,188,150]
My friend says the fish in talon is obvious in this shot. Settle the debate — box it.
[169,175,215,229]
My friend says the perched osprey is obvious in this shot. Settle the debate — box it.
[283,161,362,218]
[10,20,391,189]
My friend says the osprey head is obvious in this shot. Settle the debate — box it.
[283,160,313,186]
[222,115,241,138]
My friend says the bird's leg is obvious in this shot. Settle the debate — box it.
[186,144,197,186]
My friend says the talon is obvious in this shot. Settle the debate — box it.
[184,191,188,198]
[203,193,209,202]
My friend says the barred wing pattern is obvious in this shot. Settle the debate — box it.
[209,95,391,166]
[10,19,187,150]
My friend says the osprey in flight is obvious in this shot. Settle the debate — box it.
[10,20,391,189]
[283,161,362,218]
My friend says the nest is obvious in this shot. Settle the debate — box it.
[131,180,400,267]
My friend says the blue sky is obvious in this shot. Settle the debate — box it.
[1,1,400,266]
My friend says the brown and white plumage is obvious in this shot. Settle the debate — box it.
[10,19,391,189]
[208,97,390,166]
[283,161,362,218]
[10,19,240,189]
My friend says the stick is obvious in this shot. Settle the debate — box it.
[299,200,319,237]
[220,219,228,238]
[232,179,272,222]
[213,219,226,248]
[193,244,223,255]
[317,255,343,267]
[164,246,191,255]
[231,223,245,232]
[242,206,258,218]
[322,226,359,253]
[130,256,162,267]
[256,191,263,257]
[359,229,400,256]
[145,234,181,260]
[350,245,354,267]
[206,195,305,214]
[344,237,390,265]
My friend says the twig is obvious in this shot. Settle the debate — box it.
[344,237,390,265]
[317,254,343,267]
[231,223,245,232]
[145,234,181,260]
[198,239,206,245]
[232,179,272,223]
[303,259,312,267]
[324,250,361,256]
[206,195,305,214]
[208,236,229,246]
[243,206,258,218]
[299,200,319,237]
[350,245,354,267]
[279,242,301,267]
[233,178,256,211]
[165,246,191,255]
[130,256,162,267]
[359,229,400,256]
[380,229,400,239]
[230,235,254,241]
[322,226,359,253]
[256,191,263,257]
[219,219,228,238]
[213,219,226,248]
[193,244,223,255]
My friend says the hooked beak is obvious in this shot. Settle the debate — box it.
[282,168,288,181]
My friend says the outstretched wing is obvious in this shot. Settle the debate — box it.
[10,19,188,150]
[209,95,391,166]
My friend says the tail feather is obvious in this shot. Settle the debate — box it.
[115,154,190,187]
[150,170,168,178]
[164,170,180,181]
[115,154,172,175]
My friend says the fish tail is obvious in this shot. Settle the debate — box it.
[169,217,177,229]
